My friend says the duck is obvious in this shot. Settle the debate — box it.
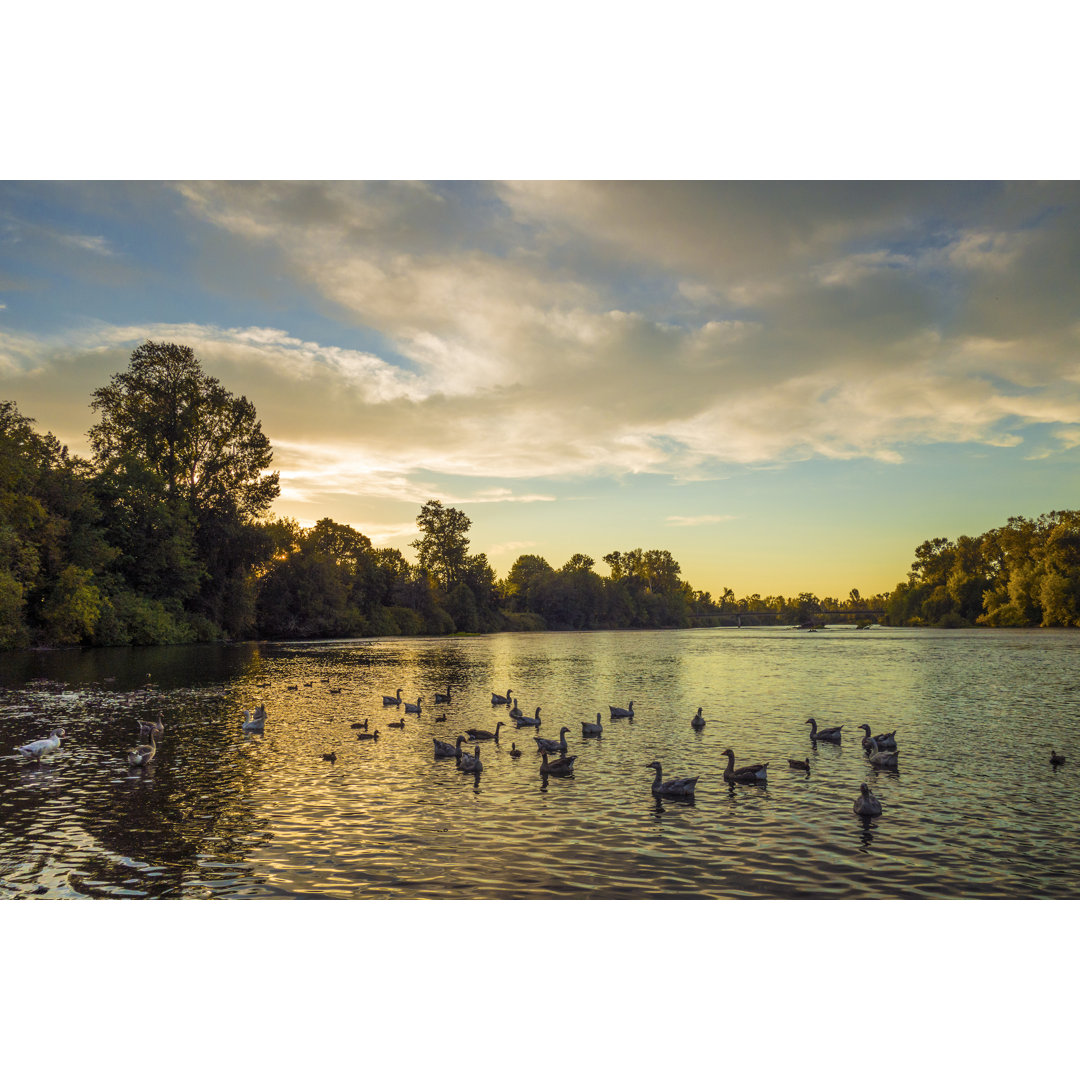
[582,713,603,737]
[350,720,369,731]
[127,732,157,767]
[540,751,576,776]
[690,706,705,730]
[329,687,342,695]
[866,738,900,768]
[241,709,264,733]
[788,758,810,772]
[806,717,842,742]
[286,684,299,691]
[403,697,423,714]
[465,721,504,742]
[434,713,448,723]
[858,723,897,751]
[137,714,165,739]
[722,748,768,783]
[434,735,466,760]
[434,685,452,704]
[382,688,403,706]
[853,782,883,817]
[1051,750,1066,766]
[646,761,698,797]
[609,701,635,719]
[16,728,65,762]
[458,744,483,774]
[509,743,523,758]
[387,718,406,730]
[535,727,571,754]
[508,699,524,719]
[357,730,380,741]
[491,688,513,705]
[321,751,337,764]
[515,707,542,728]
[303,681,313,688]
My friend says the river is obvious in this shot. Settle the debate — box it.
[1,626,1077,899]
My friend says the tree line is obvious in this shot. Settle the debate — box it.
[2,342,1077,648]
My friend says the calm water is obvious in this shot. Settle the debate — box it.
[1,626,1078,899]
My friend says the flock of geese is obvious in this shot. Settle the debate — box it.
[13,684,1070,820]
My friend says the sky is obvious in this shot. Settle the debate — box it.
[2,179,1079,599]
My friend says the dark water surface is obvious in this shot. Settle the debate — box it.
[2,627,1078,899]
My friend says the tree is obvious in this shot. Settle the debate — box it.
[411,500,472,592]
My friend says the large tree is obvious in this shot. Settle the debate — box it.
[411,499,472,592]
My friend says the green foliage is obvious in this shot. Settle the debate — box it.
[411,499,472,592]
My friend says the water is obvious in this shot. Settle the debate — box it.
[1,626,1078,899]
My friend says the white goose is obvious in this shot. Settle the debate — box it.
[16,728,65,762]
[582,713,603,737]
[241,709,264,733]
[382,688,403,706]
[491,688,513,706]
[609,701,635,719]
[806,717,842,743]
[535,726,571,754]
[434,735,466,760]
[404,697,423,715]
[866,737,900,768]
[858,723,897,751]
[515,707,542,729]
[646,761,698,798]
[690,706,705,730]
[853,783,883,817]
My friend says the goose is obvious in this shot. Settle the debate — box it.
[16,728,65,762]
[806,717,842,742]
[127,732,157,768]
[509,699,524,719]
[858,723,897,751]
[241,710,264,733]
[350,720,369,731]
[853,782,883,817]
[1051,750,1066,766]
[540,751,576,776]
[515,707,542,728]
[303,681,313,688]
[722,748,768,783]
[582,713,603,737]
[788,758,810,772]
[646,761,698,797]
[491,689,513,706]
[465,721,504,742]
[434,685,452,704]
[609,701,635,719]
[535,727,571,754]
[434,713,448,723]
[287,685,299,691]
[509,743,523,758]
[329,687,342,695]
[866,737,899,768]
[387,718,406,730]
[458,744,483,774]
[137,714,165,740]
[253,704,268,721]
[434,735,466,760]
[382,688,403,706]
[690,706,705,730]
[321,751,337,764]
[357,730,380,741]
[404,697,423,714]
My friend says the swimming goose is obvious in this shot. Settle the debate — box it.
[609,701,635,719]
[434,713,448,723]
[491,689,513,706]
[1051,750,1066,766]
[540,751,576,776]
[866,737,899,768]
[287,685,299,691]
[853,783,883,817]
[722,749,768,783]
[535,727,571,754]
[303,681,313,688]
[465,721,504,742]
[508,699,524,719]
[350,720,369,730]
[253,704,268,721]
[382,689,403,706]
[690,706,705,730]
[509,743,523,758]
[434,735,466,759]
[241,710,264,733]
[329,687,342,694]
[357,730,380,741]
[458,744,483,774]
[404,697,423,714]
[434,685,452,704]
[127,732,157,767]
[788,758,810,772]
[515,707,542,728]
[858,723,897,751]
[806,717,842,742]
[646,761,698,797]
[137,714,165,739]
[388,718,406,729]
[16,728,66,761]
[321,751,337,764]
[582,713,603,737]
